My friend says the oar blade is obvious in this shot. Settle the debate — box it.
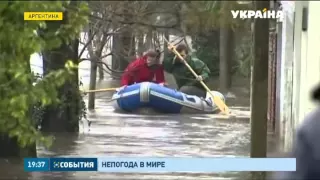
[212,95,230,115]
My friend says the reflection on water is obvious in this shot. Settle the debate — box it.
[0,79,252,180]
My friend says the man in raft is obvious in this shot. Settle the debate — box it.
[163,44,211,98]
[120,49,166,88]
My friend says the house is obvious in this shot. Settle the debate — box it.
[275,1,320,151]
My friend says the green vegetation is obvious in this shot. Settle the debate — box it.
[182,1,253,78]
[0,0,255,157]
[192,30,220,76]
[0,1,88,157]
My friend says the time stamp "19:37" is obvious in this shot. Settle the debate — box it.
[24,158,50,171]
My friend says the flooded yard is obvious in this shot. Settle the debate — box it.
[0,78,255,180]
[1,61,257,179]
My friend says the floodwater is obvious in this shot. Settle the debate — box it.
[1,65,256,179]
[0,79,254,180]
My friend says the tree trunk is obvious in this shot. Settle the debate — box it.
[219,27,234,92]
[0,135,36,158]
[41,6,81,133]
[153,32,161,50]
[42,40,80,133]
[145,29,153,51]
[112,8,134,73]
[111,34,119,78]
[98,63,104,80]
[250,1,269,180]
[219,1,234,92]
[119,31,134,69]
[137,33,144,56]
[0,135,20,157]
[88,27,108,109]
[88,30,97,110]
[88,62,97,110]
[163,31,170,58]
[112,33,131,72]
[112,33,132,75]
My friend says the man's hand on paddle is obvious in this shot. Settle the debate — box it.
[195,75,203,82]
[167,44,175,51]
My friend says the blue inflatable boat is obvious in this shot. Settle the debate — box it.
[111,82,225,114]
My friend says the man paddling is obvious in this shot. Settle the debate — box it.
[163,44,211,98]
[120,50,165,88]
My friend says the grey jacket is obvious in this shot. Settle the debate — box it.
[276,107,320,179]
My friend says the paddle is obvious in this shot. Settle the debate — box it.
[163,37,230,115]
[83,87,119,93]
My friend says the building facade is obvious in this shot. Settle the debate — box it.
[276,1,320,151]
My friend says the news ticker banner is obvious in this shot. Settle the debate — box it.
[24,157,296,172]
[24,12,63,21]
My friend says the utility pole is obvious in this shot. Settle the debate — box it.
[250,1,270,180]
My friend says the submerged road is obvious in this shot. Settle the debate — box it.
[1,78,254,179]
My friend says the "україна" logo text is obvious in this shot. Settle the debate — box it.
[231,8,283,22]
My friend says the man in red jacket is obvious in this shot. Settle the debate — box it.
[120,50,165,89]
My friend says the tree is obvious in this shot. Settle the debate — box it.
[40,1,89,133]
[250,1,269,180]
[182,2,221,77]
[181,1,252,88]
[0,1,87,157]
[192,30,220,76]
[81,1,115,109]
[77,1,182,83]
[219,1,235,92]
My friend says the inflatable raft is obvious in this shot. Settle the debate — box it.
[111,82,225,114]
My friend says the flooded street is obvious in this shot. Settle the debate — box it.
[2,1,294,178]
[1,75,253,180]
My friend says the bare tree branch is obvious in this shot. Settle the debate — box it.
[67,6,181,30]
[158,36,185,54]
[79,52,113,63]
[79,53,123,79]
[78,30,98,59]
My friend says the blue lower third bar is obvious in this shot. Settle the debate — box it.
[50,158,98,171]
[98,158,296,172]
